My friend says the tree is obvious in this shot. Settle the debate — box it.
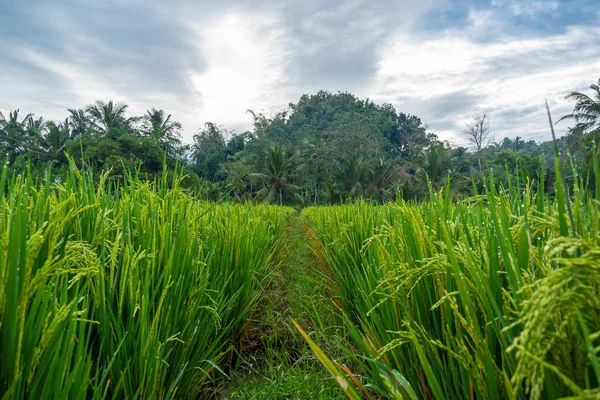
[220,155,252,202]
[464,114,493,152]
[85,100,132,138]
[34,119,71,165]
[24,115,47,139]
[558,78,600,162]
[140,108,183,158]
[226,133,246,156]
[298,132,326,204]
[68,108,92,138]
[192,122,227,180]
[464,114,493,170]
[420,144,450,187]
[0,109,33,163]
[514,136,523,152]
[395,113,429,156]
[368,158,397,203]
[3,89,587,202]
[338,157,365,199]
[250,144,298,205]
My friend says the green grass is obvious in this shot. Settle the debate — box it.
[301,164,600,399]
[222,215,345,399]
[0,161,294,399]
[224,363,344,400]
[2,153,599,400]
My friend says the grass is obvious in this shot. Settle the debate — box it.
[0,161,293,399]
[300,156,600,399]
[2,151,599,399]
[225,363,343,400]
[222,215,345,399]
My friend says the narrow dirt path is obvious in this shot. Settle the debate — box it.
[220,214,345,399]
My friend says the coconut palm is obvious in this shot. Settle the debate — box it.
[141,108,183,157]
[22,116,49,160]
[0,109,33,163]
[68,108,92,138]
[33,119,71,165]
[419,144,450,187]
[250,144,299,205]
[338,156,365,199]
[85,100,131,138]
[558,78,600,162]
[368,158,397,203]
[24,115,47,138]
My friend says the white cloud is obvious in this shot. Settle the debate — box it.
[18,48,128,104]
[492,0,559,16]
[186,12,293,135]
[1,1,598,147]
[365,23,600,144]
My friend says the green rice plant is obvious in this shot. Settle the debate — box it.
[0,161,293,399]
[301,159,600,399]
[292,319,362,400]
[0,166,99,400]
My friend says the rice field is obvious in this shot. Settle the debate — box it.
[1,155,599,399]
[0,162,293,399]
[302,159,600,399]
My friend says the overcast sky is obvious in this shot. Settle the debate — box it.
[1,0,599,145]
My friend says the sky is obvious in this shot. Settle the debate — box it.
[1,0,599,145]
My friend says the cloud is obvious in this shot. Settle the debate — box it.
[500,1,559,16]
[417,0,599,38]
[0,0,598,145]
[186,11,293,133]
[364,18,600,144]
[279,0,434,89]
[0,0,207,137]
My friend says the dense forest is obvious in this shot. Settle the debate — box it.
[1,79,599,204]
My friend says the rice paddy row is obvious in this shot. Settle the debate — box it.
[302,165,600,399]
[0,164,294,399]
[1,154,599,399]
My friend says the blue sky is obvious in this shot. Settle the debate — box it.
[1,0,599,145]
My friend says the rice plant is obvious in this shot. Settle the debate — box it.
[302,156,600,399]
[0,161,293,399]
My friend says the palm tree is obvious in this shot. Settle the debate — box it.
[24,115,47,138]
[0,109,33,163]
[369,158,397,203]
[202,181,223,202]
[323,181,341,204]
[338,157,365,199]
[420,144,450,187]
[141,108,183,157]
[558,78,600,162]
[298,133,325,204]
[85,100,131,138]
[34,119,71,165]
[23,116,48,160]
[250,144,298,205]
[68,108,91,138]
[514,136,523,152]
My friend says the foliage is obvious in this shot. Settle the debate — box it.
[300,153,600,399]
[558,78,600,162]
[250,144,300,205]
[140,108,185,158]
[1,79,598,204]
[0,161,293,399]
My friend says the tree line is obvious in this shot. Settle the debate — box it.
[1,78,599,204]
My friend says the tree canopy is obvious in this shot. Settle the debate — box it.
[1,81,597,204]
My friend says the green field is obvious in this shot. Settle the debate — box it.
[1,156,599,400]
